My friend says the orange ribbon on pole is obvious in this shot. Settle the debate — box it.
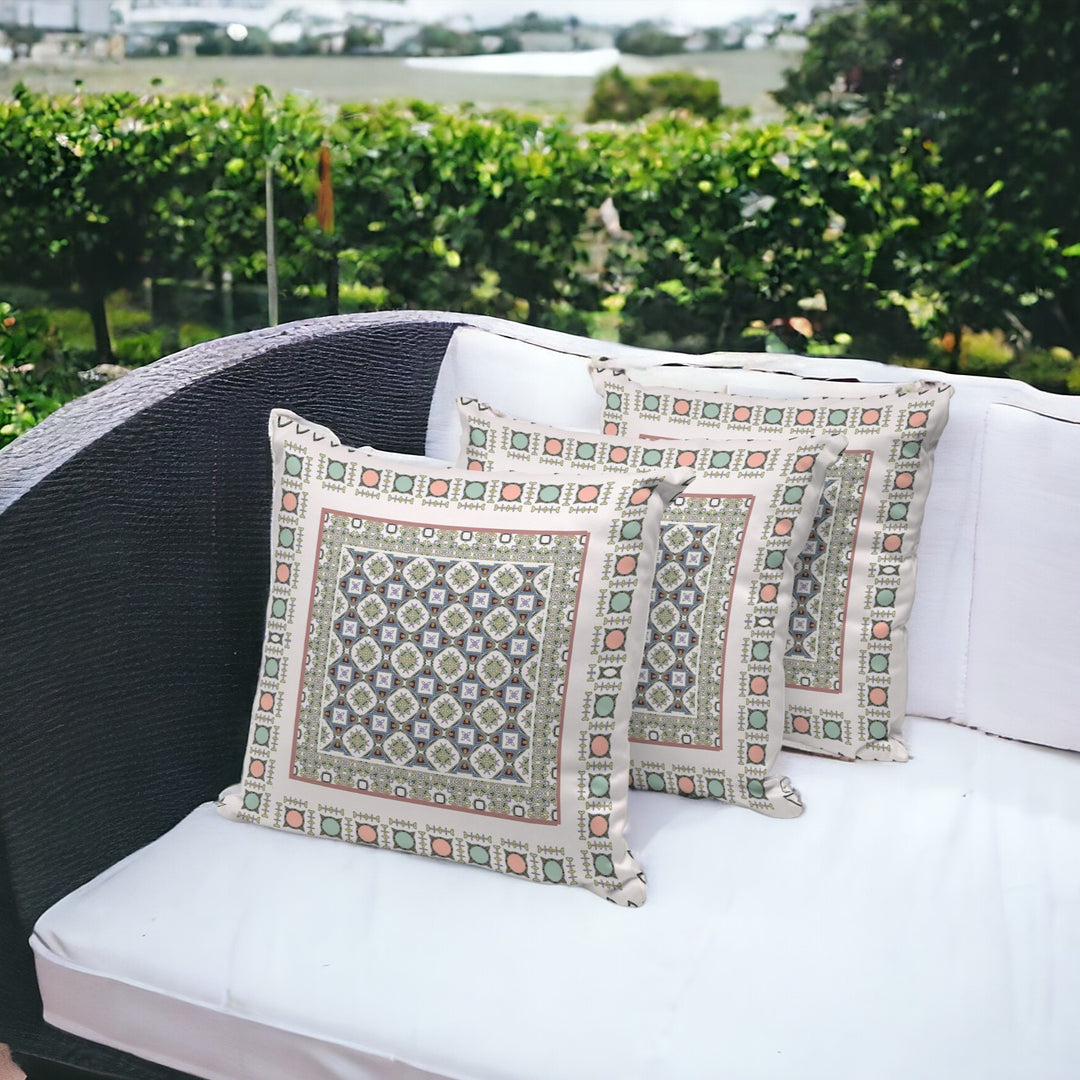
[316,143,334,235]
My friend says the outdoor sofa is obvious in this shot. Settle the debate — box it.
[1,311,1078,1080]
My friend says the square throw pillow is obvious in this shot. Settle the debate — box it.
[457,398,846,818]
[226,409,692,906]
[593,366,954,762]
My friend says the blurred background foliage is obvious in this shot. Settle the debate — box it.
[2,0,1078,447]
[776,0,1080,354]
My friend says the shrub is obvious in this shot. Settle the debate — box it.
[0,90,1075,405]
[108,303,153,337]
[615,24,686,56]
[0,302,54,367]
[0,303,68,447]
[178,323,222,349]
[586,68,725,123]
[585,67,652,123]
[644,72,723,121]
[113,331,165,365]
[1007,346,1078,393]
[957,329,1013,376]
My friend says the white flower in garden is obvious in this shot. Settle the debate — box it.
[824,214,847,241]
[55,133,83,157]
[739,192,776,219]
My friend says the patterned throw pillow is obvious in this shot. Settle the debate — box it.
[457,398,846,818]
[593,367,954,761]
[226,409,692,906]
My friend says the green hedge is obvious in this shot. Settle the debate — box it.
[0,87,1075,415]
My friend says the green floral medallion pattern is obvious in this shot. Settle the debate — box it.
[785,451,871,692]
[294,515,585,822]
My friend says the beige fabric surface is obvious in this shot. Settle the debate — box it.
[0,1045,25,1080]
[456,397,845,817]
[595,366,954,761]
[223,409,692,905]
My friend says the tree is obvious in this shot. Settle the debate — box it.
[0,86,196,360]
[585,68,728,123]
[512,12,566,33]
[344,24,383,53]
[615,23,686,57]
[775,0,1080,347]
[0,87,323,359]
[416,23,481,56]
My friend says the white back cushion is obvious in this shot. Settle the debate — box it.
[426,327,605,460]
[432,326,1080,751]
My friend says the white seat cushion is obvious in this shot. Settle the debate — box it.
[33,717,1080,1080]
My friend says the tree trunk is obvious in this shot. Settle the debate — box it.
[327,252,339,317]
[86,287,113,362]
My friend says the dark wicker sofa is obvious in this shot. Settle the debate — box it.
[0,314,475,1079]
[3,311,1079,1080]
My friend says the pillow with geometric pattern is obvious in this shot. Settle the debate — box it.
[593,366,954,762]
[223,408,692,906]
[457,397,846,817]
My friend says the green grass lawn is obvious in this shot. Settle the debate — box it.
[0,48,796,118]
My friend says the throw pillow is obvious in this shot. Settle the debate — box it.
[457,398,846,817]
[594,366,954,761]
[226,409,692,906]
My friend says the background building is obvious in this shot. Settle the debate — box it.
[0,0,112,33]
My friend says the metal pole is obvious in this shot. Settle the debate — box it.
[265,157,278,327]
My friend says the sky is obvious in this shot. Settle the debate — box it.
[398,0,825,28]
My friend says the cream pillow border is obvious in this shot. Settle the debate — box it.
[229,408,694,906]
[593,366,954,762]
[456,397,846,818]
